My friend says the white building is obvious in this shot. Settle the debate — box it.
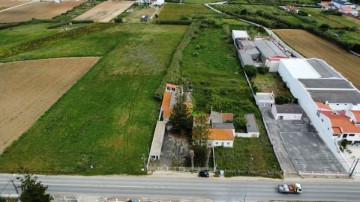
[271,104,303,120]
[331,0,356,9]
[255,92,275,107]
[278,58,360,156]
[232,30,250,41]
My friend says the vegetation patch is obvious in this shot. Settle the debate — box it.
[180,22,281,175]
[0,24,188,175]
[156,3,215,22]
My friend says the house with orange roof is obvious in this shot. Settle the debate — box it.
[339,6,358,16]
[281,5,300,13]
[160,83,178,122]
[320,110,360,144]
[208,129,234,148]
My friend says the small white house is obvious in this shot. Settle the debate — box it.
[272,104,303,120]
[154,0,164,6]
[208,129,234,148]
[232,30,250,41]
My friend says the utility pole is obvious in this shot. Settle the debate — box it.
[349,158,359,177]
[212,146,216,172]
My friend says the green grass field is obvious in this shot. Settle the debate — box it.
[181,23,281,174]
[252,73,292,97]
[156,3,214,21]
[0,24,188,174]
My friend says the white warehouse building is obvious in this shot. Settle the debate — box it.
[278,58,360,158]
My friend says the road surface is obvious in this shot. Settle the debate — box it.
[1,174,360,201]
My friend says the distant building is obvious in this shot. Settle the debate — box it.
[208,129,234,148]
[232,30,250,41]
[255,92,275,107]
[281,5,300,13]
[331,0,356,9]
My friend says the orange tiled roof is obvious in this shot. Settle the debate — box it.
[161,92,171,109]
[332,127,342,134]
[166,83,177,90]
[351,110,360,122]
[320,1,330,6]
[316,102,332,110]
[163,108,172,118]
[209,129,234,141]
[222,113,234,122]
[341,6,353,13]
[321,111,360,133]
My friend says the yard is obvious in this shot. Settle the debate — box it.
[180,21,281,175]
[273,29,360,89]
[252,73,292,97]
[0,24,188,174]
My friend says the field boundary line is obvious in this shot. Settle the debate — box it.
[0,1,37,13]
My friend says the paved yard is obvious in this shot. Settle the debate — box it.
[261,107,346,174]
[160,131,190,168]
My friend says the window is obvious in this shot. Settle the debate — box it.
[349,134,355,137]
[337,104,339,106]
[343,134,348,138]
[321,119,324,122]
[215,142,219,145]
[227,142,230,145]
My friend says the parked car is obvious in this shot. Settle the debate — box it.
[198,170,209,177]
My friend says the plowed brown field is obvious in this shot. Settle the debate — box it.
[0,57,99,153]
[75,1,134,22]
[0,1,83,23]
[273,29,360,89]
[0,0,30,11]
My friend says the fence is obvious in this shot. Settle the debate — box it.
[298,171,349,178]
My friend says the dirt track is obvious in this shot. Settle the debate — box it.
[273,29,360,89]
[0,1,83,23]
[75,1,134,22]
[0,57,99,153]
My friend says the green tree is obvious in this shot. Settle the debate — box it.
[168,92,193,136]
[244,65,257,78]
[192,114,210,146]
[17,174,52,202]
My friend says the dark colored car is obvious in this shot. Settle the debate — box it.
[198,170,209,177]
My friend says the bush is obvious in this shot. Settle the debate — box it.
[244,65,257,78]
[192,52,199,57]
[257,66,268,75]
[319,23,330,31]
[233,116,247,132]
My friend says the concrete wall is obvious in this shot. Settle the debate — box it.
[235,132,259,138]
[208,140,233,148]
[266,59,280,72]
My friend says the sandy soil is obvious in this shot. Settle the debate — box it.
[0,0,30,11]
[75,1,134,22]
[0,57,99,153]
[0,1,83,23]
[273,29,360,89]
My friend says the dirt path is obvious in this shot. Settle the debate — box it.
[0,57,99,153]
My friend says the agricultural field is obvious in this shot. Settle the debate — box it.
[0,57,99,154]
[74,1,134,22]
[0,24,188,174]
[212,4,360,46]
[0,0,29,11]
[0,1,83,23]
[181,22,281,175]
[156,3,215,21]
[119,6,157,23]
[274,29,360,89]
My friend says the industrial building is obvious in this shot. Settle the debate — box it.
[278,58,360,158]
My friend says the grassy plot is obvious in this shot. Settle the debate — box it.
[252,73,292,97]
[181,23,280,175]
[0,23,69,49]
[156,3,214,21]
[0,24,188,175]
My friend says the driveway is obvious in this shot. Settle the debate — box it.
[261,107,346,174]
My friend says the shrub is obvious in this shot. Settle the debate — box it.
[244,65,257,78]
[319,23,330,31]
[192,52,199,57]
[233,116,247,132]
[257,66,268,75]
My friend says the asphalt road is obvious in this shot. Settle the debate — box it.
[1,174,360,201]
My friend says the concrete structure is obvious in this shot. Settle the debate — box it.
[149,121,166,160]
[232,30,288,69]
[278,58,360,160]
[232,30,250,41]
[339,5,358,16]
[253,40,288,72]
[208,129,234,147]
[271,104,303,120]
[255,92,275,107]
[281,5,300,13]
[244,113,260,138]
